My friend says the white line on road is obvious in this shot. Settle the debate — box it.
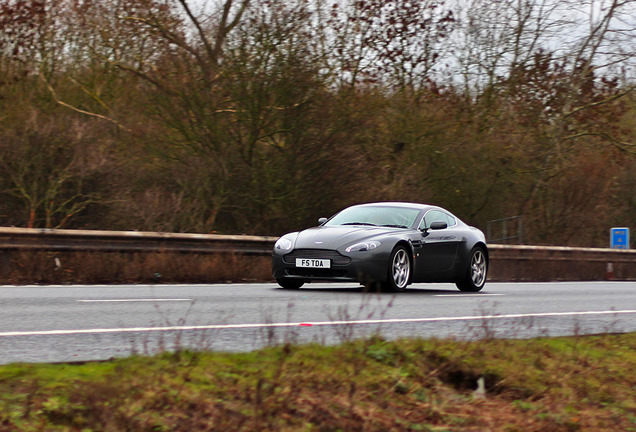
[1,309,635,338]
[78,299,193,303]
[434,294,504,297]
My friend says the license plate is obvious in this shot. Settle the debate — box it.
[296,258,331,268]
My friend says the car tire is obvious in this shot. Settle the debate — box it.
[456,246,487,292]
[277,278,304,289]
[383,245,411,292]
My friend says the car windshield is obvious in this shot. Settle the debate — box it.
[325,206,420,229]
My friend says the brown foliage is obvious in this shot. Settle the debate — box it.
[0,251,271,285]
[0,0,635,247]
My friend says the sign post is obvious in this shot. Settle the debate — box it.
[610,227,630,249]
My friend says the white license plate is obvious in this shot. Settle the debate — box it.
[295,258,331,268]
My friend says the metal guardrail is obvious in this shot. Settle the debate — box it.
[488,244,636,281]
[1,227,636,257]
[488,243,636,258]
[1,227,636,281]
[0,227,278,255]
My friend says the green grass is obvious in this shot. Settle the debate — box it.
[1,333,635,431]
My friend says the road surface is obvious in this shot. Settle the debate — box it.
[1,281,635,364]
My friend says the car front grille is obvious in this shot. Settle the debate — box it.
[286,268,349,278]
[283,249,351,266]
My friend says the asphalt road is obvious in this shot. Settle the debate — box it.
[1,281,635,364]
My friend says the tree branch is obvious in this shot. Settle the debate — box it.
[564,85,636,118]
[561,131,636,153]
[40,73,133,133]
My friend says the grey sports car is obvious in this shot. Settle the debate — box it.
[272,202,488,292]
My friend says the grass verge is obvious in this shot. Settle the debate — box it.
[1,333,635,431]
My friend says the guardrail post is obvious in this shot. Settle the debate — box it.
[0,251,10,277]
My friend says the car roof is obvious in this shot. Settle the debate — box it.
[352,202,435,211]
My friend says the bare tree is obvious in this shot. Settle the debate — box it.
[447,0,636,243]
[0,114,102,228]
[323,0,455,91]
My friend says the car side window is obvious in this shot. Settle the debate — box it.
[419,210,450,230]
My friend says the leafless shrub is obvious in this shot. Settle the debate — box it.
[323,293,397,344]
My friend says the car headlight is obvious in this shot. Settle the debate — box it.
[274,236,294,252]
[345,241,380,253]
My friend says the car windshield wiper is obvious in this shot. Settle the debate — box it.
[341,222,377,226]
[380,224,408,229]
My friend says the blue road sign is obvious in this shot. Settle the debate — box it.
[610,227,630,249]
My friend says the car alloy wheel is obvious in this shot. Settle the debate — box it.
[456,247,487,292]
[470,249,486,287]
[386,246,410,292]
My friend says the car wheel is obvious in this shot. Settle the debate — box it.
[456,247,487,292]
[277,278,304,289]
[384,246,411,292]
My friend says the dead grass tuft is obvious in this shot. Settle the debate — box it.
[1,333,635,431]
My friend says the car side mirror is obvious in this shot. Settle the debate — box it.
[430,221,448,230]
[318,217,328,225]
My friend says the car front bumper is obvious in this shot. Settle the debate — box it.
[272,249,389,285]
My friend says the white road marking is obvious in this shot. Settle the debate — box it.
[78,299,193,303]
[1,309,635,338]
[434,294,504,297]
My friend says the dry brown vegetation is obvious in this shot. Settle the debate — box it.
[0,0,635,246]
[0,251,271,285]
[0,332,635,431]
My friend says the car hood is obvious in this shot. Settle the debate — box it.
[293,226,397,250]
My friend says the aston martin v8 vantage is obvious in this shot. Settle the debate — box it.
[272,202,488,292]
